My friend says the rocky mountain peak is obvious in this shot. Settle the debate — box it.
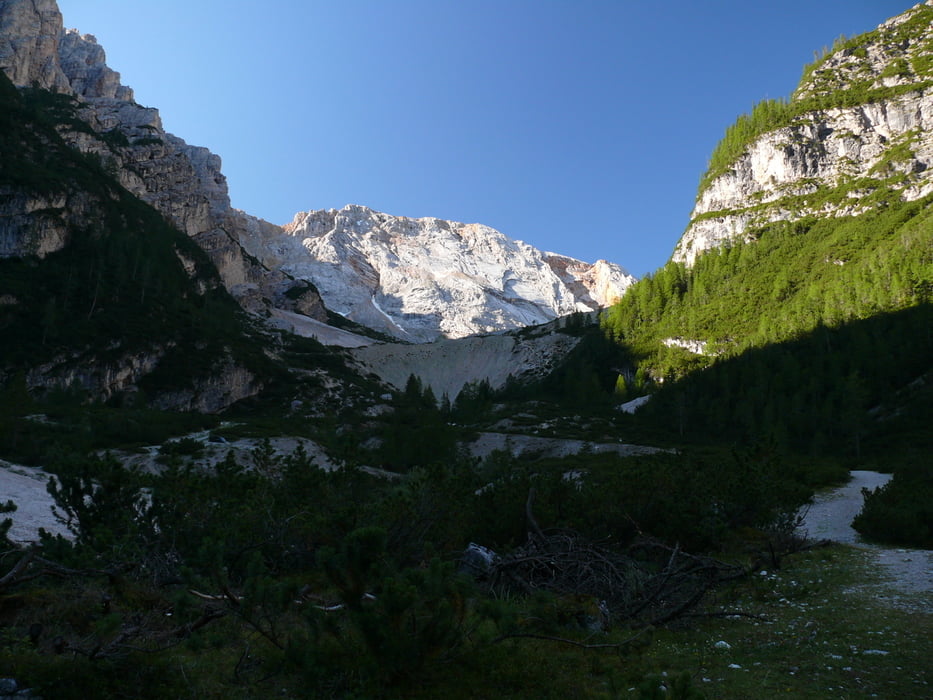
[1,0,637,346]
[59,29,133,101]
[0,2,129,100]
[674,1,933,265]
[795,1,933,101]
[247,204,636,342]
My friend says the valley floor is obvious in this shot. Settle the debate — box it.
[800,470,933,613]
[2,458,931,697]
[5,459,931,616]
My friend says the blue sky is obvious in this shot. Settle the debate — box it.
[57,0,915,278]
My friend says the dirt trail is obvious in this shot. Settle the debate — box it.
[799,470,933,612]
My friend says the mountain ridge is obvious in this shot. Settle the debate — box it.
[0,0,636,344]
[675,0,933,265]
[242,203,634,342]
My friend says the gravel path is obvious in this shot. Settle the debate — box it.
[799,470,933,612]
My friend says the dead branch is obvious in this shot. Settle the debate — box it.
[492,626,653,652]
[483,508,756,628]
[525,487,547,545]
[65,604,228,661]
[0,550,133,591]
[188,587,243,605]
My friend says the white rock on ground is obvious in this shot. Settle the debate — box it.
[0,460,70,544]
[465,432,666,460]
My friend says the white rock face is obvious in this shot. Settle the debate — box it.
[59,29,131,100]
[0,189,96,258]
[675,2,933,265]
[0,0,70,92]
[247,204,636,342]
[348,321,583,400]
[661,337,709,355]
[1,0,635,343]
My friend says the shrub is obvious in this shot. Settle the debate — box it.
[853,468,933,547]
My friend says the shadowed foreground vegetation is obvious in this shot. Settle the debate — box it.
[2,438,930,698]
[7,187,915,697]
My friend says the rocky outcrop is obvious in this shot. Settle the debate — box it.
[348,319,584,400]
[0,188,95,257]
[148,359,261,414]
[22,343,262,413]
[0,0,630,345]
[0,0,70,92]
[25,346,168,404]
[243,204,635,342]
[0,0,319,318]
[58,29,131,100]
[675,1,933,265]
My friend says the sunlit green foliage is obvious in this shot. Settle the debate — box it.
[603,194,933,383]
[698,3,933,195]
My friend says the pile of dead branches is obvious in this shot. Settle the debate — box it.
[481,489,751,628]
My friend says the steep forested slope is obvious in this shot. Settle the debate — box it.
[678,1,933,264]
[603,198,932,382]
[0,70,271,412]
[597,4,933,546]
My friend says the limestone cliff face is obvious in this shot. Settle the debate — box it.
[244,204,636,342]
[0,190,95,258]
[675,1,933,265]
[22,344,260,413]
[0,0,632,346]
[0,0,325,320]
[0,0,70,92]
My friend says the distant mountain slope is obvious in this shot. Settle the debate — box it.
[0,0,637,343]
[240,204,635,342]
[675,1,933,265]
